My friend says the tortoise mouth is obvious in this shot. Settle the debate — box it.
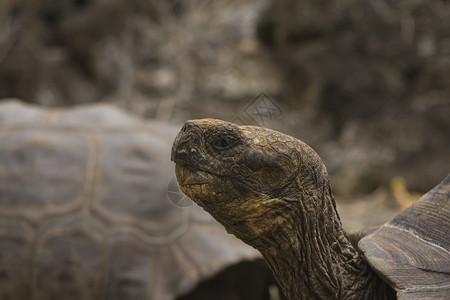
[175,164,223,203]
[175,163,218,186]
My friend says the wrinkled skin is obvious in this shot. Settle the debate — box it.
[172,119,396,300]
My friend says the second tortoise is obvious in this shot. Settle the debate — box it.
[0,101,279,300]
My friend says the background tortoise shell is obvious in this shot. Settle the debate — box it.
[0,100,264,300]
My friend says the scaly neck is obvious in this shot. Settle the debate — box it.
[251,182,395,300]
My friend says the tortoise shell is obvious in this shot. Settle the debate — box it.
[360,174,450,299]
[0,100,262,300]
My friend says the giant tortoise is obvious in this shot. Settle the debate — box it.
[172,118,450,300]
[0,101,279,300]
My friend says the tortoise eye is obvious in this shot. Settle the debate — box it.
[212,136,238,151]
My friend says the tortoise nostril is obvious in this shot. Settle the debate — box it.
[180,122,193,133]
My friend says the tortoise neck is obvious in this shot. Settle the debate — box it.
[255,183,395,300]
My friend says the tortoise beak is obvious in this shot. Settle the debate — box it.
[171,121,204,165]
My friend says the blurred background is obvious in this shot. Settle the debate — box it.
[0,0,449,227]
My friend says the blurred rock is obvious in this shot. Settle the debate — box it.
[0,0,278,119]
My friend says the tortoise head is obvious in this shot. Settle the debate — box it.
[172,119,327,240]
[171,119,330,240]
